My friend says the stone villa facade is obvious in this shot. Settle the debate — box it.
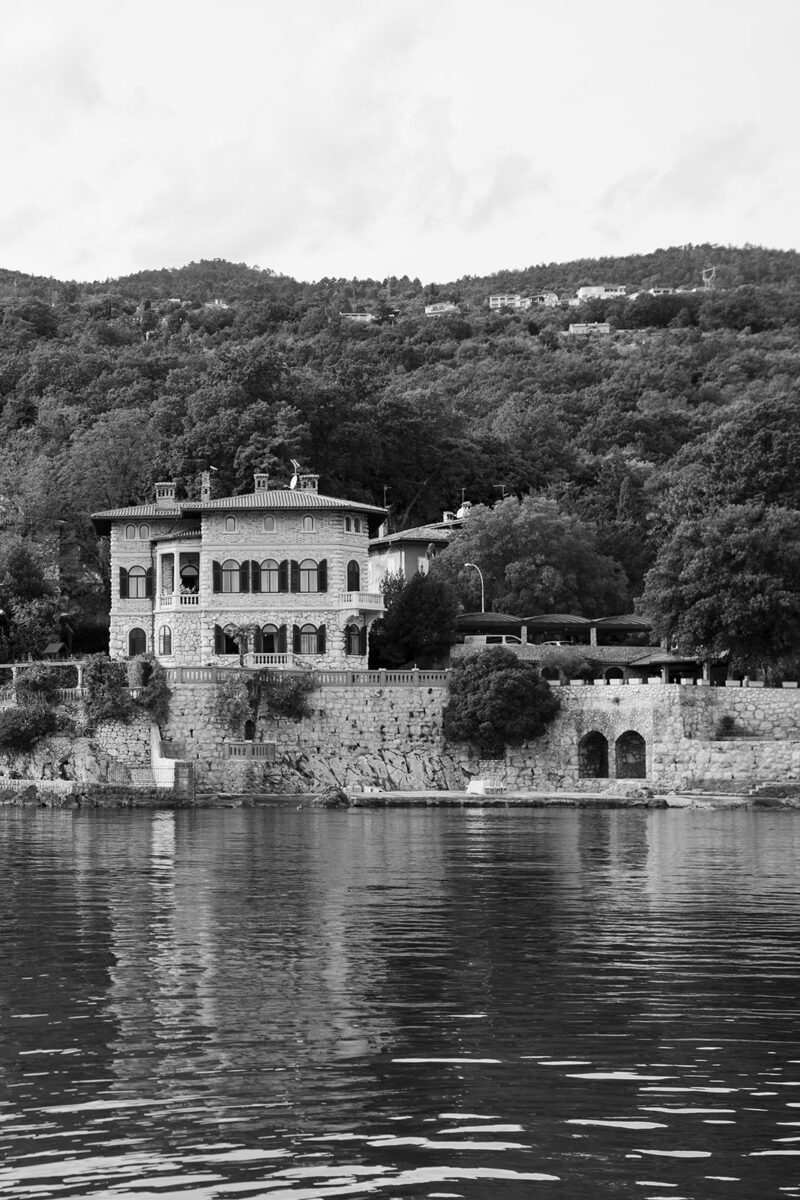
[92,472,387,669]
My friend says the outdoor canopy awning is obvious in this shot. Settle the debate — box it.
[456,612,525,634]
[523,613,591,631]
[592,614,653,633]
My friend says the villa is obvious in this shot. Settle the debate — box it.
[91,471,387,669]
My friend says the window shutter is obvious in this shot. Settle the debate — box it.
[318,624,326,654]
[119,567,129,599]
[344,626,353,656]
[214,624,223,654]
[251,560,261,593]
[318,559,328,592]
[278,559,288,593]
[290,560,300,593]
[292,623,301,653]
[360,625,368,656]
[212,560,221,593]
[278,624,287,653]
[239,561,250,593]
[145,566,153,598]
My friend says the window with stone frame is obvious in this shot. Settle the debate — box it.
[260,559,280,592]
[221,559,240,593]
[299,558,318,593]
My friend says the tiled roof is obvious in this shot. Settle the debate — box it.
[184,490,386,514]
[370,521,459,547]
[90,504,183,520]
[92,489,386,521]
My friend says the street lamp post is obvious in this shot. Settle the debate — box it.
[464,562,485,613]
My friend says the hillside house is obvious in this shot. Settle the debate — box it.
[92,472,387,669]
[424,302,459,316]
[488,294,532,311]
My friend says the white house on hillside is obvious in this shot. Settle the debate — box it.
[92,472,387,668]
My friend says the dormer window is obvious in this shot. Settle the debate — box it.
[302,516,315,532]
[225,516,237,533]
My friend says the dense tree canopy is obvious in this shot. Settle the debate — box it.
[1,246,800,656]
[641,504,800,676]
[432,496,629,617]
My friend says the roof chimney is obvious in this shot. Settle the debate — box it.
[297,473,319,493]
[254,472,269,492]
[155,481,177,508]
[200,471,212,502]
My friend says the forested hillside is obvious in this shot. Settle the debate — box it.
[1,244,799,657]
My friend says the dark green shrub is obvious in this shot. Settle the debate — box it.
[15,664,78,705]
[129,655,171,724]
[214,674,255,731]
[257,670,316,720]
[84,655,133,724]
[443,647,561,757]
[0,702,58,751]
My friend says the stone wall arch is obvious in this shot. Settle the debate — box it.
[615,730,647,778]
[578,731,609,778]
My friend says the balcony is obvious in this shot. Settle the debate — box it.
[157,591,200,610]
[338,591,384,612]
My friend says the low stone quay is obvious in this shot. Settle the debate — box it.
[3,783,799,810]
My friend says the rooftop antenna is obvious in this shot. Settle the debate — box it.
[702,266,717,291]
[461,486,467,505]
[289,458,301,489]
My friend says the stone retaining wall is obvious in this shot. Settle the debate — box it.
[159,679,800,794]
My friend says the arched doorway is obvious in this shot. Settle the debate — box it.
[128,627,146,656]
[578,731,609,778]
[616,730,647,779]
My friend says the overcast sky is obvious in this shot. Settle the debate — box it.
[2,0,798,284]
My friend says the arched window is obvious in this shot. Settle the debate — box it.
[138,524,150,540]
[299,558,318,593]
[344,516,352,532]
[158,626,172,655]
[263,515,276,532]
[302,515,315,532]
[124,523,137,540]
[605,667,624,682]
[257,624,280,653]
[221,559,240,593]
[128,628,147,656]
[260,559,279,592]
[347,560,360,591]
[353,518,361,533]
[616,731,647,779]
[223,624,240,654]
[128,565,148,598]
[225,516,237,533]
[578,732,609,779]
[345,624,364,656]
[300,623,319,654]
